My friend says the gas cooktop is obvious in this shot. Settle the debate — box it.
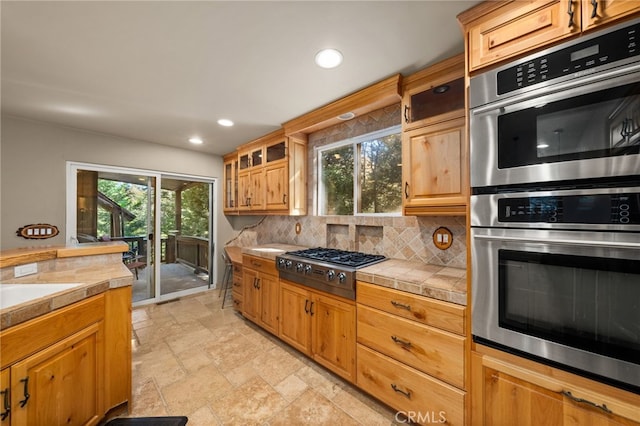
[276,247,387,300]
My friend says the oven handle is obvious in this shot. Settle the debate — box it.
[473,234,640,249]
[471,61,640,116]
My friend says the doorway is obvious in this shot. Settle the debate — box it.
[67,163,216,306]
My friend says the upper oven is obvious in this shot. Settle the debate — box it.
[470,17,640,189]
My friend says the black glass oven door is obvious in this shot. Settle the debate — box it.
[498,249,640,366]
[497,82,640,169]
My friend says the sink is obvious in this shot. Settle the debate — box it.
[0,283,82,310]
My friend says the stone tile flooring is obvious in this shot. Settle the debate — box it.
[127,290,401,425]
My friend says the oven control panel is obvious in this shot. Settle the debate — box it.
[498,193,640,224]
[497,20,640,95]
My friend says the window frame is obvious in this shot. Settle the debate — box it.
[316,125,402,216]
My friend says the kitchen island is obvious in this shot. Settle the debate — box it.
[0,242,133,425]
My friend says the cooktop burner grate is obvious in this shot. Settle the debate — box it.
[285,247,386,268]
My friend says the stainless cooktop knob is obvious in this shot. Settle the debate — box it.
[326,269,335,281]
[278,258,285,268]
[338,272,347,283]
[304,264,312,274]
[285,260,293,269]
[296,263,304,272]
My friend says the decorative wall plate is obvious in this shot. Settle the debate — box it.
[17,223,60,239]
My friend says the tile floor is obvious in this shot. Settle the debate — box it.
[127,290,402,425]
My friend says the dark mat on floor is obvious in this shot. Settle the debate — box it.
[105,417,188,426]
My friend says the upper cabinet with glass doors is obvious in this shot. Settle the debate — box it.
[401,54,468,216]
[458,0,640,74]
[223,128,307,216]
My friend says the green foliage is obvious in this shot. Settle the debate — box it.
[320,130,402,215]
[97,179,209,239]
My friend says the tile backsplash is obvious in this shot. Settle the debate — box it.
[228,215,466,268]
[226,103,466,268]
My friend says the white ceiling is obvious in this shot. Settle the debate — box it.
[1,1,480,156]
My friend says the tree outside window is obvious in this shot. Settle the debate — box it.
[319,126,402,215]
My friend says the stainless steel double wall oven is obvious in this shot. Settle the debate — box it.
[470,18,640,392]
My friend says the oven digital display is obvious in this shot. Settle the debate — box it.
[571,44,599,62]
[498,193,640,224]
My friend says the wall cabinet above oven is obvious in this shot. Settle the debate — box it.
[401,54,468,216]
[458,0,640,74]
[223,129,307,216]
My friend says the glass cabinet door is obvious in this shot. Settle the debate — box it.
[408,77,465,123]
[266,141,286,163]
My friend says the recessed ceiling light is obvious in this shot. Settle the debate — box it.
[189,137,203,145]
[217,119,234,127]
[315,48,343,69]
[337,112,355,120]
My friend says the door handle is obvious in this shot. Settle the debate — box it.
[0,387,9,420]
[590,0,598,18]
[473,234,640,249]
[404,105,410,123]
[567,0,575,28]
[404,182,409,199]
[304,299,310,314]
[309,301,315,316]
[19,377,30,408]
[391,383,412,399]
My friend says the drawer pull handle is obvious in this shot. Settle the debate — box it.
[391,383,412,399]
[391,300,411,311]
[19,377,30,408]
[562,391,612,414]
[0,387,9,420]
[251,261,262,268]
[391,335,412,348]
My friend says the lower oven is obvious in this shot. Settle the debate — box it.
[471,186,640,392]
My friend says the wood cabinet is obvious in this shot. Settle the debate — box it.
[10,324,103,425]
[0,289,131,426]
[356,281,467,425]
[582,0,640,31]
[223,130,307,216]
[459,0,640,73]
[471,346,640,426]
[242,255,280,335]
[223,153,239,214]
[231,261,243,312]
[401,54,467,216]
[1,369,10,424]
[279,280,356,383]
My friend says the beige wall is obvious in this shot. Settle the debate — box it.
[1,115,238,283]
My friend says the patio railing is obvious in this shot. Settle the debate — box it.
[166,235,209,274]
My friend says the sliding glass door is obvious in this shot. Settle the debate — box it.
[67,163,215,306]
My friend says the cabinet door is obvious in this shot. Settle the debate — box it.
[0,369,9,425]
[402,117,467,214]
[265,164,288,211]
[468,0,578,72]
[258,273,279,335]
[249,169,265,210]
[279,281,312,354]
[482,365,563,426]
[582,0,640,31]
[237,171,251,211]
[242,268,260,323]
[223,156,238,212]
[11,323,103,426]
[311,294,356,383]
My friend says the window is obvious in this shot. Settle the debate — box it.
[318,126,402,215]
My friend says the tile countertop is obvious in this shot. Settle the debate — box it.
[356,259,467,306]
[0,242,133,330]
[233,244,467,306]
[239,244,308,261]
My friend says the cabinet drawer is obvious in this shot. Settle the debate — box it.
[242,254,277,276]
[357,344,465,426]
[357,305,465,389]
[232,295,243,312]
[356,281,465,335]
[468,0,577,72]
